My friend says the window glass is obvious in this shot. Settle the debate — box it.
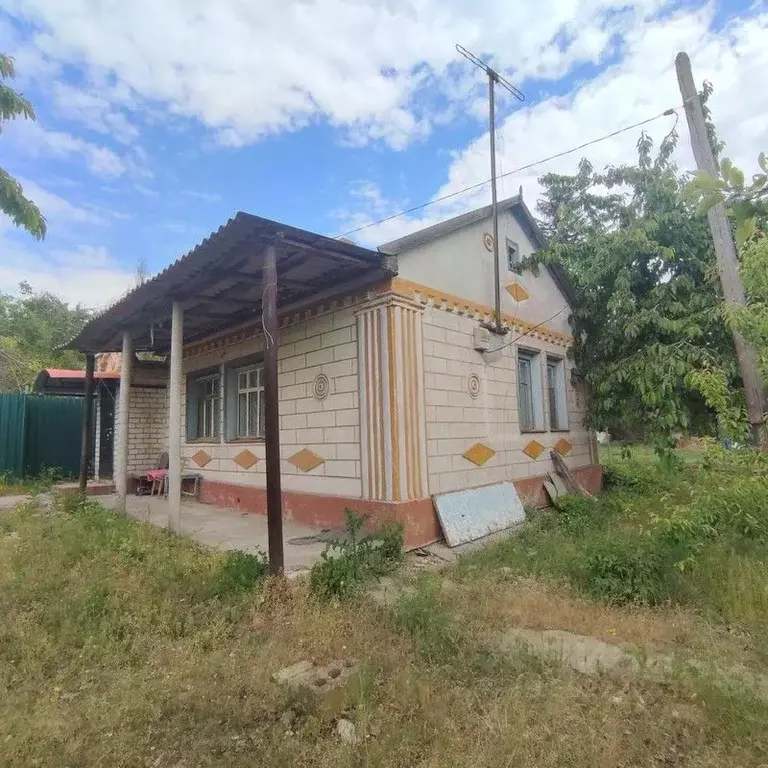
[547,361,559,430]
[507,239,520,271]
[195,375,220,439]
[518,355,534,431]
[236,365,265,438]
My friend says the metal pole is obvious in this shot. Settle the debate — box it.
[676,52,767,447]
[78,352,95,493]
[489,72,502,331]
[168,301,183,533]
[263,236,284,575]
[115,332,132,513]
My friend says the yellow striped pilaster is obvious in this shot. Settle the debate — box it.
[357,293,428,501]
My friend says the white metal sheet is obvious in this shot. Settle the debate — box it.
[434,482,526,547]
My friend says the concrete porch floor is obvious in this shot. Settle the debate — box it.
[99,494,329,573]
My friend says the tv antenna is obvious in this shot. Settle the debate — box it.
[456,44,524,332]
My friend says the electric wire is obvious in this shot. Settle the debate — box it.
[334,106,679,240]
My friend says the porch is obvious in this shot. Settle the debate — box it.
[99,493,329,573]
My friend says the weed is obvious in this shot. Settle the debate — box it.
[213,550,269,595]
[309,509,403,599]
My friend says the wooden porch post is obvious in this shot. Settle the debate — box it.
[168,301,183,533]
[78,352,96,492]
[115,332,133,513]
[263,236,284,575]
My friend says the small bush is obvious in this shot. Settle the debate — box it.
[309,509,403,599]
[213,550,268,595]
[577,531,679,605]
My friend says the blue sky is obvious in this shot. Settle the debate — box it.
[0,0,766,306]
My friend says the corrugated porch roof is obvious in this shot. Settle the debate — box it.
[68,212,397,352]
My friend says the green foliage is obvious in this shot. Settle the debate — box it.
[309,509,403,600]
[577,530,678,605]
[535,127,736,440]
[0,54,45,240]
[0,285,91,391]
[213,550,269,595]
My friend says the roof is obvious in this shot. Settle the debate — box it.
[68,212,397,352]
[43,369,120,380]
[379,194,577,307]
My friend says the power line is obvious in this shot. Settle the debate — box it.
[335,105,679,240]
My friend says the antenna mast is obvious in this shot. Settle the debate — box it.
[456,44,524,332]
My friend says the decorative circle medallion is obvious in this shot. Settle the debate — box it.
[313,373,330,400]
[483,232,494,252]
[468,373,481,398]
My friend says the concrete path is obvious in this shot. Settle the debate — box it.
[0,495,30,510]
[98,494,329,573]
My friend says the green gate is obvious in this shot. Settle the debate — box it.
[0,393,84,479]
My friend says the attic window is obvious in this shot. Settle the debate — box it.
[506,239,521,271]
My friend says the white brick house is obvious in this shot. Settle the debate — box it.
[70,202,599,550]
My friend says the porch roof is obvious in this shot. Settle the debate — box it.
[68,212,396,353]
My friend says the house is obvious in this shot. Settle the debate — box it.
[67,196,600,549]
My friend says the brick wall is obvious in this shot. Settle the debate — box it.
[180,303,362,498]
[422,304,592,495]
[119,387,169,474]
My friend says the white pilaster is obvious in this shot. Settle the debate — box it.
[168,301,183,533]
[115,332,132,513]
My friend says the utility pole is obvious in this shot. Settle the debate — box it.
[456,44,524,333]
[676,52,767,448]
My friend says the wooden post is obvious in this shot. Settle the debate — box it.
[78,352,95,493]
[168,301,183,533]
[263,236,284,575]
[115,332,133,513]
[676,52,767,447]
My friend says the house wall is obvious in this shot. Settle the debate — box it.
[179,303,362,498]
[124,387,169,474]
[421,301,593,499]
[394,212,571,335]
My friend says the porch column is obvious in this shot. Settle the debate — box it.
[168,301,183,533]
[263,236,284,575]
[78,352,95,492]
[357,293,429,501]
[115,332,133,513]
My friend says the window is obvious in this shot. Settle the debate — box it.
[236,365,265,439]
[195,374,220,439]
[546,356,568,431]
[506,238,521,271]
[517,349,544,431]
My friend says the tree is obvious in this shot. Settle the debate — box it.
[533,130,740,441]
[0,54,46,239]
[0,284,90,391]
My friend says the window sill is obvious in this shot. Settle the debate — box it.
[520,428,547,434]
[549,428,571,433]
[187,438,221,444]
[224,437,265,444]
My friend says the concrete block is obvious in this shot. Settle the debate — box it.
[273,659,361,717]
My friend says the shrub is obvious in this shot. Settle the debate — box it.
[309,509,403,599]
[213,550,269,595]
[576,531,679,605]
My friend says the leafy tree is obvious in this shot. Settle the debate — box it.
[0,54,46,239]
[534,130,740,440]
[0,284,90,391]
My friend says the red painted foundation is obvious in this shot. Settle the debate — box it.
[200,464,603,549]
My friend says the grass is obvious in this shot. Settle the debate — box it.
[0,467,69,497]
[1,448,767,766]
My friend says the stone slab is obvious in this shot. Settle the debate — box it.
[272,658,360,716]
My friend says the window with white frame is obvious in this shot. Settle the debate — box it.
[236,365,265,439]
[195,374,220,439]
[517,348,544,431]
[546,356,568,431]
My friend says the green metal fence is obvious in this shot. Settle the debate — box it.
[0,393,84,479]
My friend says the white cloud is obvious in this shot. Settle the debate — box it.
[16,178,108,226]
[50,81,139,145]
[8,120,127,177]
[337,8,768,245]
[5,0,671,149]
[181,190,222,203]
[0,236,137,307]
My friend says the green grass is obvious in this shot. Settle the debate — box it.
[1,455,768,767]
[0,467,69,497]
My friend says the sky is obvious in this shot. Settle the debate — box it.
[0,0,766,308]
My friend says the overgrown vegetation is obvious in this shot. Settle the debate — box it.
[309,509,403,599]
[1,476,767,765]
[0,466,66,496]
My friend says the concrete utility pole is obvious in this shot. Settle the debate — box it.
[676,51,767,447]
[78,352,95,492]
